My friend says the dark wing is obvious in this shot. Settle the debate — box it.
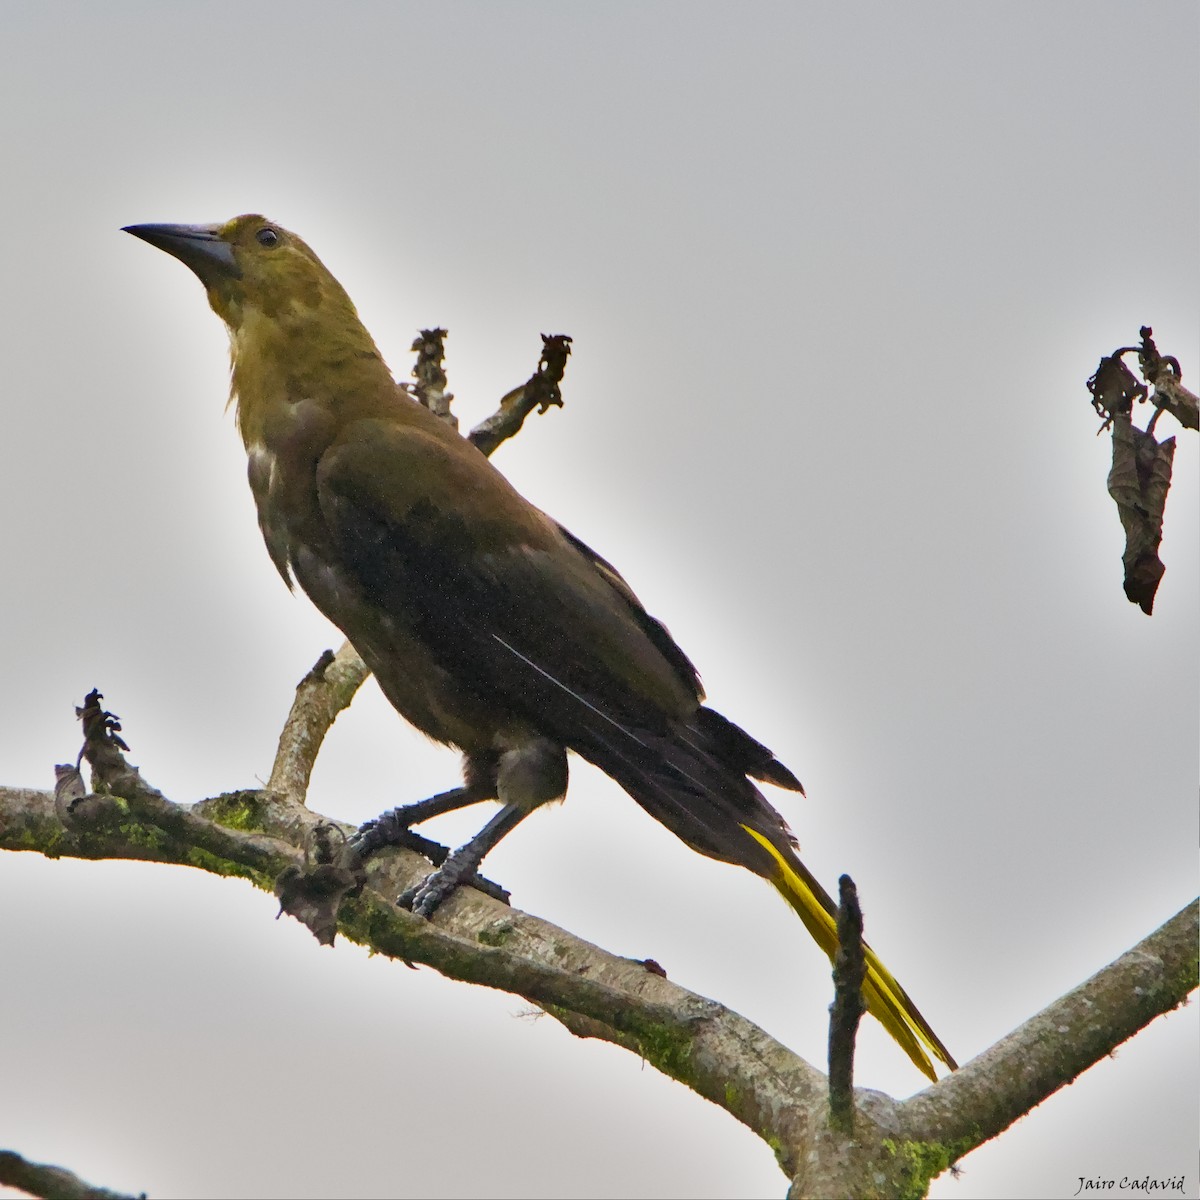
[315,416,801,867]
[314,417,700,730]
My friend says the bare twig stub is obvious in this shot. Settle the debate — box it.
[68,691,305,885]
[469,334,572,457]
[410,327,456,429]
[1133,325,1197,430]
[828,873,866,1132]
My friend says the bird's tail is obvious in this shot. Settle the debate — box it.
[572,705,956,1081]
[740,825,957,1082]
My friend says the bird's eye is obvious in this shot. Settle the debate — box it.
[256,227,280,248]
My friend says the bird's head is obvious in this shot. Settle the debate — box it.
[123,214,356,332]
[124,215,390,439]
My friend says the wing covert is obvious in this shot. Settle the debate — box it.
[313,419,701,740]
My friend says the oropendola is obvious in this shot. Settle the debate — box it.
[125,214,955,1079]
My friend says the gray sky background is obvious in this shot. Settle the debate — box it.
[1,4,1196,1198]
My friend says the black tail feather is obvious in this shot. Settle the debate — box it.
[571,704,801,875]
[693,707,804,793]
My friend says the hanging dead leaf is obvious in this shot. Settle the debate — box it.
[1107,413,1176,615]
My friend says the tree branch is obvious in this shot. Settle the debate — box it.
[266,641,370,804]
[900,900,1198,1149]
[0,774,825,1177]
[4,759,1195,1198]
[0,1148,140,1200]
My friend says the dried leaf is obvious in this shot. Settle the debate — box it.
[1107,414,1176,615]
[274,862,364,946]
[273,822,366,945]
[1087,352,1146,430]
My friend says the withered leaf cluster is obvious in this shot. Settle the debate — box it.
[1087,328,1196,615]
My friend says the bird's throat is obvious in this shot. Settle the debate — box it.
[226,301,391,450]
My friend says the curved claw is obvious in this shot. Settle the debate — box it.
[399,864,511,917]
[351,818,450,866]
[399,857,477,918]
[392,800,525,916]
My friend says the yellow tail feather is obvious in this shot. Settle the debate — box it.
[741,825,956,1082]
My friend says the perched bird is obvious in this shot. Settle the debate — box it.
[124,214,955,1080]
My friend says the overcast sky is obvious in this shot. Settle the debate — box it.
[1,4,1196,1198]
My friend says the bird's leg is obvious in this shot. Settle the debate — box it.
[350,786,490,861]
[350,786,513,904]
[398,803,531,918]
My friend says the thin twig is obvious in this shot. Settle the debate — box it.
[469,334,572,457]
